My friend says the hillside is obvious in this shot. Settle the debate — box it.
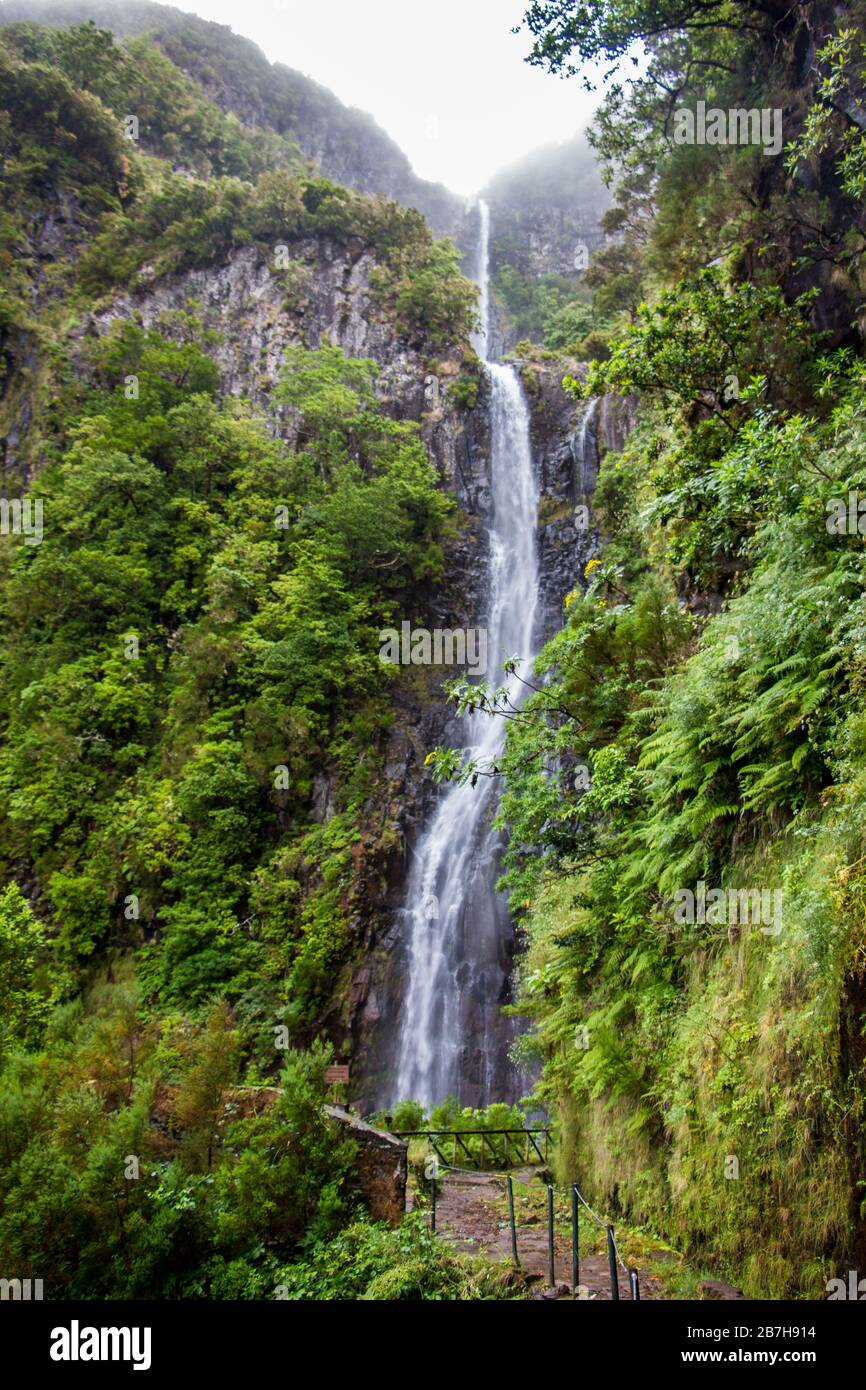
[0,8,486,1296]
[492,0,866,1299]
[0,0,467,233]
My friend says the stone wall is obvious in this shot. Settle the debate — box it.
[325,1107,407,1225]
[223,1091,407,1225]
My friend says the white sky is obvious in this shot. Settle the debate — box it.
[155,0,602,194]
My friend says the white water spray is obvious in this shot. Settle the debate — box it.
[391,201,540,1107]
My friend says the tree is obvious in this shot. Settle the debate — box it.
[0,884,49,1059]
[173,1000,240,1171]
[519,1,796,83]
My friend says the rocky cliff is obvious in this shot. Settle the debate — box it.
[482,135,611,354]
[484,135,610,278]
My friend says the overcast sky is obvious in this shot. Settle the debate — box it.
[155,0,601,194]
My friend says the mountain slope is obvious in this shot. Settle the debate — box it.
[0,0,467,234]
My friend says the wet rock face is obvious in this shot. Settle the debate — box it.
[519,360,636,644]
[352,365,636,1109]
[520,359,597,643]
[490,206,608,283]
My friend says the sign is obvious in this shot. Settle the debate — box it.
[324,1065,349,1085]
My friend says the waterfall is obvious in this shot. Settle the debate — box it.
[390,200,540,1108]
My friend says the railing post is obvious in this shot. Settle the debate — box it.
[507,1175,519,1266]
[629,1268,640,1301]
[571,1185,579,1297]
[547,1185,556,1287]
[606,1224,619,1300]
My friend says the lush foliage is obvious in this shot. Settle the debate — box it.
[277,1208,523,1300]
[0,324,454,1019]
[0,1010,362,1298]
[461,0,866,1296]
[0,10,490,1299]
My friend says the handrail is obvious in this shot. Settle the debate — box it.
[393,1126,550,1168]
[392,1128,548,1136]
[417,1154,641,1300]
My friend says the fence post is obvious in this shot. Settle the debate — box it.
[629,1268,640,1302]
[430,1166,436,1233]
[547,1185,556,1287]
[571,1186,579,1297]
[606,1224,619,1301]
[507,1175,519,1266]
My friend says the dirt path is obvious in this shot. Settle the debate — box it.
[428,1168,666,1300]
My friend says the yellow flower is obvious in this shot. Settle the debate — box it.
[584,557,602,579]
[564,588,579,609]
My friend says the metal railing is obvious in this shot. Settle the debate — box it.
[393,1127,550,1168]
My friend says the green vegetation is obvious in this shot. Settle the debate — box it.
[0,318,464,1294]
[278,1209,524,1300]
[0,15,482,1296]
[493,267,601,354]
[0,324,454,1013]
[471,0,866,1297]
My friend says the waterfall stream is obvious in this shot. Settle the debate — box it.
[390,201,540,1108]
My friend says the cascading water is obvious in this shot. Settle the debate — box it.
[390,201,540,1108]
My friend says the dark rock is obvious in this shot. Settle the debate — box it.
[698,1279,747,1300]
